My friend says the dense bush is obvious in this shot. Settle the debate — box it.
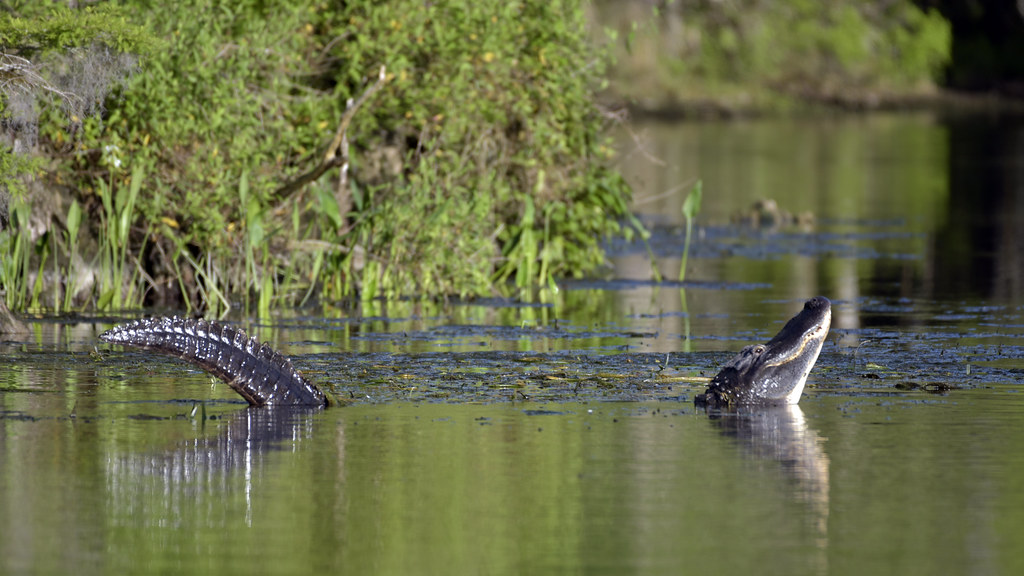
[16,0,632,312]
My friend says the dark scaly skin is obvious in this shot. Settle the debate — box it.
[695,296,832,409]
[100,317,329,407]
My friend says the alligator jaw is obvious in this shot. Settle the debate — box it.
[100,317,329,408]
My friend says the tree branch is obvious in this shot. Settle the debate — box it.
[271,65,386,203]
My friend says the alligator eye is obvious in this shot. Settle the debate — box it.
[754,346,765,354]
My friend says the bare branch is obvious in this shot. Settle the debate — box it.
[1,46,137,150]
[0,52,83,110]
[271,65,387,203]
[324,64,387,163]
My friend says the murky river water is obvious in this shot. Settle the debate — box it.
[4,111,1024,574]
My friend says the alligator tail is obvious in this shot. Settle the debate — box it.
[100,317,329,407]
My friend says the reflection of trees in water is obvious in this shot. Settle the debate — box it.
[707,405,830,567]
[607,113,1024,355]
[931,116,1024,303]
[106,408,322,526]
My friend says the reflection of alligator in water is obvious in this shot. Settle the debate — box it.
[695,296,831,409]
[106,407,323,526]
[100,317,330,407]
[707,404,831,564]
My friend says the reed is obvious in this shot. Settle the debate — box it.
[678,181,703,283]
[61,199,83,310]
[95,164,143,309]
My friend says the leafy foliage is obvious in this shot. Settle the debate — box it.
[0,3,153,126]
[317,0,632,299]
[0,4,157,53]
[38,0,633,311]
[0,2,155,312]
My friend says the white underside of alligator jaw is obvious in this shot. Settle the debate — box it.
[779,307,831,404]
[781,376,810,405]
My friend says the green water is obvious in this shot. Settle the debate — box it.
[5,111,1024,575]
[5,393,1024,575]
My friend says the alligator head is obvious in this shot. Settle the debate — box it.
[695,296,831,409]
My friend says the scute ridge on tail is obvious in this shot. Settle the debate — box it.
[100,316,329,407]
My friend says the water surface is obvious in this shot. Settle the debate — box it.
[5,111,1024,575]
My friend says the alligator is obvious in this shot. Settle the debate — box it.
[100,316,330,407]
[100,296,830,409]
[694,296,832,409]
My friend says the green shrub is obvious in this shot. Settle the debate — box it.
[47,0,633,311]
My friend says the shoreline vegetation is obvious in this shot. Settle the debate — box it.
[0,1,1016,318]
[2,1,636,316]
[592,0,1024,118]
[598,0,954,116]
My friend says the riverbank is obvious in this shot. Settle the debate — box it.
[586,0,1024,118]
[608,85,1024,120]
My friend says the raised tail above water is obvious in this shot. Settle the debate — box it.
[100,316,329,407]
